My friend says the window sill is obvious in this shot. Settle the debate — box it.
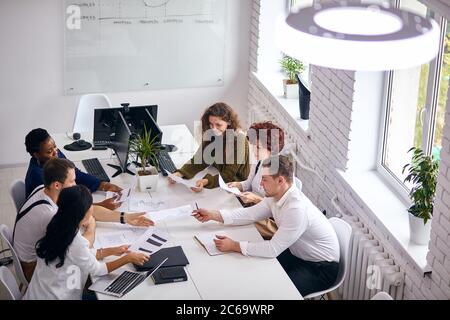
[337,169,431,274]
[252,71,309,133]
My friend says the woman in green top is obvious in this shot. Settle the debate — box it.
[169,102,250,192]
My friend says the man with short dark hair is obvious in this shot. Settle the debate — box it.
[24,128,121,209]
[192,155,340,296]
[14,158,154,281]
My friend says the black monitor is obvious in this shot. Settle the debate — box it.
[93,104,158,145]
[144,109,163,145]
[107,111,135,177]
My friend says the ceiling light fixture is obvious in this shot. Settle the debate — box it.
[276,2,440,71]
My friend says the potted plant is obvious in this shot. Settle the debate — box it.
[402,147,439,245]
[279,55,304,99]
[129,125,161,192]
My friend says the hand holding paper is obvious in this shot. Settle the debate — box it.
[166,170,197,189]
[219,175,241,196]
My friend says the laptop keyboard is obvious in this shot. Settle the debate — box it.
[105,271,145,296]
[82,158,111,182]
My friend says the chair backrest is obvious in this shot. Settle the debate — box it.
[0,266,22,300]
[329,217,352,288]
[9,179,26,213]
[0,225,28,287]
[73,93,112,134]
[371,291,393,300]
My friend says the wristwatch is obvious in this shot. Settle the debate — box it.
[120,212,125,224]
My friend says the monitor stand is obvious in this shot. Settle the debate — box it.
[107,163,135,178]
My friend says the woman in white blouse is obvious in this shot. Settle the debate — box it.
[23,185,149,300]
[227,121,302,239]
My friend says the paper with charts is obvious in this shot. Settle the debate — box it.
[194,232,230,256]
[165,170,197,189]
[146,205,193,223]
[106,178,137,203]
[129,227,171,255]
[218,175,241,196]
[93,225,148,249]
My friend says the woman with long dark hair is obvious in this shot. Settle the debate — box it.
[169,102,250,192]
[23,185,149,300]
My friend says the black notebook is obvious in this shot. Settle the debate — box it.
[134,246,189,272]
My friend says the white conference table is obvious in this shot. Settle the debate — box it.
[54,125,303,300]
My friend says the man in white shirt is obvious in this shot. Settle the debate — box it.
[14,158,153,281]
[193,155,340,296]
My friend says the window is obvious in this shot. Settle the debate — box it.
[287,0,312,85]
[379,0,449,199]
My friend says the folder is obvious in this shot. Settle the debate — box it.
[133,246,189,272]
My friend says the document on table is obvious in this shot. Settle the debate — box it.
[218,175,241,196]
[146,205,193,222]
[165,170,197,189]
[129,227,171,255]
[93,225,148,249]
[194,232,230,256]
[106,178,137,203]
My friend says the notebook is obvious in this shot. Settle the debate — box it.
[133,245,189,272]
[194,232,229,256]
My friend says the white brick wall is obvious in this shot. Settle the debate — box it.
[248,0,450,299]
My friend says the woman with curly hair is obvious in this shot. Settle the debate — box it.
[169,102,250,192]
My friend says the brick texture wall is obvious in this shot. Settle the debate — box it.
[248,0,450,299]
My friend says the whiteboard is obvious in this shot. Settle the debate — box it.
[64,0,226,94]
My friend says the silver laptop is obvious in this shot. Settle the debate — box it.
[89,257,168,298]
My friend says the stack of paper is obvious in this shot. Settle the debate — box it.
[147,205,193,222]
[194,232,230,256]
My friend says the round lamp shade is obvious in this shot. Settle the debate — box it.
[276,2,440,71]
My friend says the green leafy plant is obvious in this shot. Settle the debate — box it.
[279,55,304,84]
[402,147,440,224]
[129,124,161,176]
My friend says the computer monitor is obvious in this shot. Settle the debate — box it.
[93,104,158,145]
[107,111,135,177]
[144,109,163,145]
[93,107,121,145]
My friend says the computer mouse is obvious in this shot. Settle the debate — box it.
[77,139,88,147]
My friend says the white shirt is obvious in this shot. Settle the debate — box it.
[240,161,265,195]
[221,185,340,262]
[23,231,108,300]
[13,186,58,262]
[240,161,303,196]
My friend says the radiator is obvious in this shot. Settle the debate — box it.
[337,211,405,300]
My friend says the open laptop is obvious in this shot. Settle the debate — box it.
[89,257,168,298]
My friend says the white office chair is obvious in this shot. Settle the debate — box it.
[72,93,112,134]
[371,291,393,300]
[0,225,28,289]
[303,217,352,300]
[0,266,22,300]
[9,179,26,212]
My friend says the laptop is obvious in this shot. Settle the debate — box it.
[89,257,168,298]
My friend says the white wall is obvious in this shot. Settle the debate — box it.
[0,0,251,166]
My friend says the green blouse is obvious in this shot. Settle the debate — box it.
[177,132,250,188]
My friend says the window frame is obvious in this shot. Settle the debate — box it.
[377,7,447,203]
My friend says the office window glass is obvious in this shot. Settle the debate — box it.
[380,0,447,195]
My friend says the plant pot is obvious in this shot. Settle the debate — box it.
[408,212,431,245]
[138,166,159,192]
[283,79,299,99]
[296,74,310,120]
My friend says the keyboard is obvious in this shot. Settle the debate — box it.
[156,150,177,176]
[82,158,111,182]
[105,271,146,297]
[93,140,111,147]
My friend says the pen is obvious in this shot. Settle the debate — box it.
[195,202,199,211]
